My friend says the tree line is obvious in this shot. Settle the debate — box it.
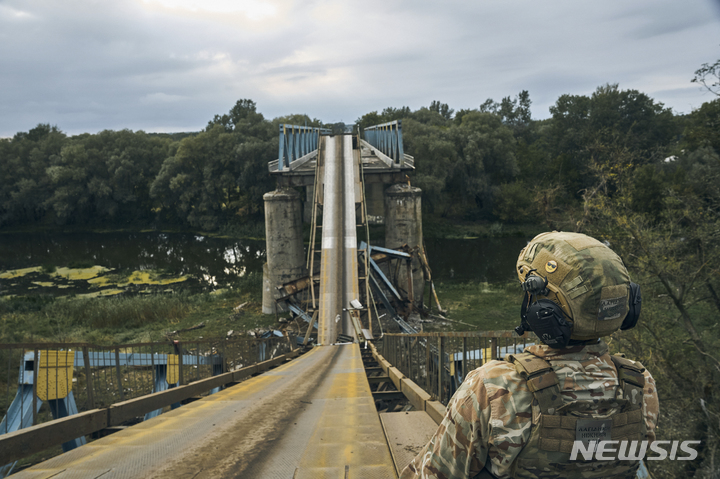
[359,85,719,225]
[0,101,323,231]
[1,84,717,234]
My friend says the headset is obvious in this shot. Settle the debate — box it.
[622,282,642,330]
[514,272,642,348]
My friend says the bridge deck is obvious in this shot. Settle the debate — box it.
[318,135,360,344]
[14,343,396,478]
[13,133,400,478]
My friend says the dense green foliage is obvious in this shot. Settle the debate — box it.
[1,125,172,226]
[0,100,364,231]
[0,100,278,230]
[357,85,692,224]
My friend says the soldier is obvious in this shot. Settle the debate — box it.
[401,231,659,479]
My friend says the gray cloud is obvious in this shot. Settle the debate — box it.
[1,0,719,137]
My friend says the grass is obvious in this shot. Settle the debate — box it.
[0,272,277,345]
[422,280,522,332]
[47,294,192,330]
[1,276,524,343]
[1,275,524,344]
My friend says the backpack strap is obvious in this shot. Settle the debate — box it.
[507,352,564,415]
[610,355,646,410]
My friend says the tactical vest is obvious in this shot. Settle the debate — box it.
[499,352,647,479]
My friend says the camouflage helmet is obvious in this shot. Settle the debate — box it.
[516,231,631,340]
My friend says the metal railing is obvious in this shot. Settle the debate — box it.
[380,331,535,405]
[0,337,293,437]
[363,120,404,167]
[277,124,331,171]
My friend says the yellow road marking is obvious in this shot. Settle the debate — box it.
[296,344,396,478]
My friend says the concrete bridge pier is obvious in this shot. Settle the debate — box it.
[384,183,424,307]
[262,188,307,314]
[365,182,385,222]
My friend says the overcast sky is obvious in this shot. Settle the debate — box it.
[1,0,719,137]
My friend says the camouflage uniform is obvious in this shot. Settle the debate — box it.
[400,341,659,479]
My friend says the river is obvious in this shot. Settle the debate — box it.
[0,232,529,298]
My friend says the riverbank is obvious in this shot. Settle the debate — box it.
[0,272,277,344]
[0,219,267,241]
[0,215,546,241]
[423,216,545,240]
[0,277,522,344]
[427,280,520,331]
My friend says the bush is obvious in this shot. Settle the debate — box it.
[493,182,534,223]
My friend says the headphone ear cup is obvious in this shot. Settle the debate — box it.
[525,299,572,349]
[621,282,642,330]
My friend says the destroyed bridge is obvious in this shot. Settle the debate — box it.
[0,122,534,478]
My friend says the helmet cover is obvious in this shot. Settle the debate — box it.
[516,231,631,340]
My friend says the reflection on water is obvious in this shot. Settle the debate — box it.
[424,237,529,283]
[0,231,529,298]
[0,232,266,297]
